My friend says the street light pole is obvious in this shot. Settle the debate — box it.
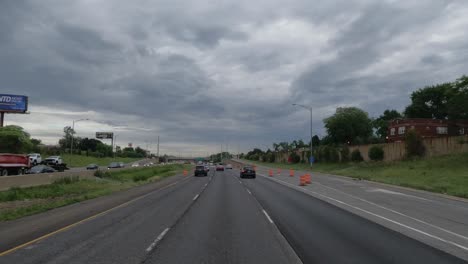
[292,104,313,167]
[70,118,89,164]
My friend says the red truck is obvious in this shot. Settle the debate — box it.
[0,154,31,176]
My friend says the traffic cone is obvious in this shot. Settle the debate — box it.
[269,169,273,177]
[299,175,306,186]
[183,170,187,176]
[305,174,311,184]
[289,169,294,177]
[277,168,282,175]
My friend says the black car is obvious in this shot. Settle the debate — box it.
[240,166,256,179]
[86,164,99,170]
[28,165,56,174]
[194,165,208,176]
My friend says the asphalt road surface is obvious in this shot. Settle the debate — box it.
[0,168,466,263]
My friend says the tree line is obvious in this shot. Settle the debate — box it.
[243,75,468,163]
[0,125,148,158]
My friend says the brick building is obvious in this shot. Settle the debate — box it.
[387,118,468,142]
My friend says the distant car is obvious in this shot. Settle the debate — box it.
[204,165,210,172]
[240,166,256,179]
[28,153,42,165]
[216,164,225,171]
[119,162,125,168]
[225,164,233,169]
[108,162,123,169]
[194,165,208,176]
[86,164,99,170]
[131,163,139,167]
[44,156,63,165]
[28,165,56,174]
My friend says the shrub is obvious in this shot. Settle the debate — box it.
[289,152,301,163]
[351,149,364,162]
[405,129,426,158]
[53,176,79,185]
[368,145,384,161]
[340,146,350,162]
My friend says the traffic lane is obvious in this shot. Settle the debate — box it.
[242,175,465,264]
[146,169,301,264]
[250,162,468,244]
[1,173,213,264]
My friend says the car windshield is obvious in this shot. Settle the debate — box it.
[3,1,468,263]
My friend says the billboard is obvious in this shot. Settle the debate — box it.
[0,94,28,113]
[96,132,114,139]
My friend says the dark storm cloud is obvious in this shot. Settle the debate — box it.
[2,0,468,152]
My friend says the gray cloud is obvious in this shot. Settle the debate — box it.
[2,0,468,154]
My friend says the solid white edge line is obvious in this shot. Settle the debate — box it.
[258,173,468,252]
[193,194,200,201]
[262,209,274,224]
[146,227,170,252]
[247,189,252,195]
[313,182,468,242]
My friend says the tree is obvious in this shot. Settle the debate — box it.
[311,135,320,147]
[368,146,384,161]
[135,146,147,157]
[447,76,468,120]
[0,125,33,153]
[59,126,76,150]
[404,83,452,119]
[324,107,373,145]
[80,138,103,153]
[405,129,426,158]
[373,110,402,139]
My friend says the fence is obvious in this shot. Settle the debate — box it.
[349,135,468,162]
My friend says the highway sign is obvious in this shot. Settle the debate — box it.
[0,94,28,113]
[96,132,114,139]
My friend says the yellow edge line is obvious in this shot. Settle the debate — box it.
[0,176,191,257]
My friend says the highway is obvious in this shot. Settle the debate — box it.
[0,168,466,263]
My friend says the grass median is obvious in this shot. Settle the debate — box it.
[242,152,468,199]
[0,164,192,221]
[61,154,142,167]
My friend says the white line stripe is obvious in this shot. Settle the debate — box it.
[146,228,170,252]
[313,182,468,243]
[204,183,208,187]
[193,194,199,201]
[247,189,252,195]
[262,209,274,224]
[258,174,468,252]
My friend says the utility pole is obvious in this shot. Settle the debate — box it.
[70,118,88,165]
[292,104,313,167]
[157,136,160,159]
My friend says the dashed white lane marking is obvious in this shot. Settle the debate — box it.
[193,194,200,201]
[262,209,274,224]
[258,173,468,252]
[146,228,170,252]
[246,189,252,195]
[204,183,208,187]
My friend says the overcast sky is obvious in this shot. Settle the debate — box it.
[2,0,468,156]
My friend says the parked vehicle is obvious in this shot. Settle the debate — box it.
[28,165,56,174]
[108,162,124,169]
[86,164,99,170]
[0,154,30,176]
[240,166,256,179]
[194,165,208,176]
[43,156,63,165]
[225,164,233,169]
[28,153,42,166]
[131,163,140,167]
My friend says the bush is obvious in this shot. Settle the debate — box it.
[368,145,384,161]
[351,149,364,162]
[340,146,350,162]
[405,129,426,158]
[316,146,339,163]
[94,170,111,178]
[53,176,79,185]
[289,152,301,163]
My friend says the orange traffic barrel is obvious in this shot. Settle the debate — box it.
[269,169,273,177]
[289,169,294,177]
[305,174,311,184]
[299,175,306,186]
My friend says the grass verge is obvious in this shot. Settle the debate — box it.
[242,152,468,199]
[0,164,191,221]
[61,154,142,168]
